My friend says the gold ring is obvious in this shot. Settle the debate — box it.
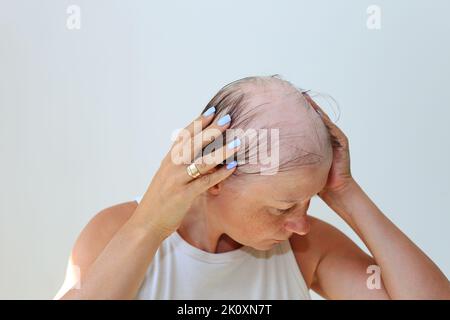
[186,163,201,179]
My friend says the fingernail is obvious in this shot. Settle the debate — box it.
[203,106,216,117]
[217,114,231,126]
[226,160,237,170]
[227,138,241,150]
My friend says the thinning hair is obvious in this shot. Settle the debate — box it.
[199,75,333,177]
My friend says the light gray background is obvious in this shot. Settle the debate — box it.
[1,0,449,299]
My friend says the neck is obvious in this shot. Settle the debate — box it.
[177,195,243,253]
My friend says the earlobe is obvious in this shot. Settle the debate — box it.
[204,167,222,195]
[207,182,222,195]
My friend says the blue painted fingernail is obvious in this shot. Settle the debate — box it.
[226,160,237,170]
[227,138,241,149]
[217,114,231,126]
[203,106,216,117]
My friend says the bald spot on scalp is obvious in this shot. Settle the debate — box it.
[220,77,333,178]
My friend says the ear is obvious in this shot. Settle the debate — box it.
[205,167,224,196]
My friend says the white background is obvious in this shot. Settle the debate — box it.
[1,0,449,299]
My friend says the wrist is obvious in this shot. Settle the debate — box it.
[319,179,362,220]
[319,178,359,200]
[130,208,173,242]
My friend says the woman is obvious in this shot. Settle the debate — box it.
[55,76,450,300]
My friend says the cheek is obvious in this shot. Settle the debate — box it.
[220,204,269,233]
[213,197,251,226]
[228,205,258,226]
[239,211,284,237]
[213,192,283,236]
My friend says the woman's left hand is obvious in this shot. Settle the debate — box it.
[304,94,355,197]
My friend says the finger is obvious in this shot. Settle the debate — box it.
[188,159,238,196]
[196,136,240,173]
[303,94,348,148]
[188,113,232,160]
[172,106,217,149]
[303,93,332,123]
[180,137,241,184]
[303,94,335,132]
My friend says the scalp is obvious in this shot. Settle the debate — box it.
[202,75,333,176]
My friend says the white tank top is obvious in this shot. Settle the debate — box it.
[133,196,311,300]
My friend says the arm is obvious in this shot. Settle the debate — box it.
[291,216,390,299]
[55,201,167,300]
[317,180,450,299]
[303,93,449,299]
[55,109,240,299]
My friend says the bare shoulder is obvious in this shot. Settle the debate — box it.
[288,215,352,288]
[71,201,139,265]
[289,216,390,299]
[54,200,138,298]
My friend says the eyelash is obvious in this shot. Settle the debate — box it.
[275,208,292,215]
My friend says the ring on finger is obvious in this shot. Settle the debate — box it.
[186,162,201,179]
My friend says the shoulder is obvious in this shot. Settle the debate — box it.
[288,215,353,288]
[71,201,138,264]
[54,200,138,298]
[289,216,390,299]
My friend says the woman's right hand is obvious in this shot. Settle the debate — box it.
[134,108,240,239]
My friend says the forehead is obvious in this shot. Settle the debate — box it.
[241,165,329,201]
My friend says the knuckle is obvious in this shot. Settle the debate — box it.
[196,162,208,174]
[200,174,212,185]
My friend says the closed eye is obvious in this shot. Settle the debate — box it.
[274,205,296,215]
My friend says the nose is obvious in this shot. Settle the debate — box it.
[283,210,310,236]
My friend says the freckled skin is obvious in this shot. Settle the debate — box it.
[57,76,450,300]
[178,77,333,253]
[207,165,331,251]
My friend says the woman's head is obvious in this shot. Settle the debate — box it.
[199,75,333,250]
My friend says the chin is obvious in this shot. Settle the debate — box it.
[252,240,281,251]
